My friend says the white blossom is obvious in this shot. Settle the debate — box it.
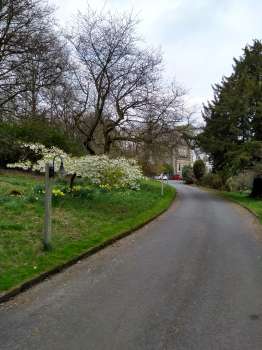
[7,143,143,190]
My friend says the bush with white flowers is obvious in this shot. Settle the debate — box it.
[7,142,143,190]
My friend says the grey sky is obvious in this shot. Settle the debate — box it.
[50,0,262,116]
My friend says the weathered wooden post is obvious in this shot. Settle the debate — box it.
[43,156,65,250]
[44,163,52,250]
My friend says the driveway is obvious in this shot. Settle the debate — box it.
[1,181,262,350]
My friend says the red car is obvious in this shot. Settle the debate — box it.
[171,174,182,180]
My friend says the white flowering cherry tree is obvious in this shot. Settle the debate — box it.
[8,142,144,250]
[7,142,143,190]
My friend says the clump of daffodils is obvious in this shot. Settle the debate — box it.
[99,183,112,191]
[52,188,65,197]
[7,142,143,190]
[71,185,82,192]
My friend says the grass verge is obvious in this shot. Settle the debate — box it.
[0,172,175,292]
[221,191,262,223]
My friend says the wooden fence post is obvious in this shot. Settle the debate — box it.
[44,163,52,250]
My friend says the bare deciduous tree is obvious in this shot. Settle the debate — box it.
[15,32,68,119]
[101,47,162,153]
[112,82,191,168]
[0,0,53,115]
[0,2,193,163]
[68,8,162,154]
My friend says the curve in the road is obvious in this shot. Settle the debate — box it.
[1,182,262,350]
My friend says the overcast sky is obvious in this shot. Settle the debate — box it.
[50,0,262,117]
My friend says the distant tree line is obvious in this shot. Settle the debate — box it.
[0,1,191,170]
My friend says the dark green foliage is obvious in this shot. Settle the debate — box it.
[225,172,253,193]
[193,159,206,180]
[223,141,262,175]
[182,165,194,184]
[70,187,94,200]
[11,119,84,155]
[250,175,262,198]
[32,181,94,202]
[32,184,45,195]
[0,119,85,167]
[198,40,262,176]
[0,123,42,167]
[163,163,173,176]
[200,173,224,190]
[0,134,23,167]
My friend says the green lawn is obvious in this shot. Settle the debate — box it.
[0,171,175,292]
[221,191,262,223]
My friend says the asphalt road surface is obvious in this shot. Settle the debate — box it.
[1,182,262,350]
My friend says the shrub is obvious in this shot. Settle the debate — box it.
[0,137,23,167]
[7,143,144,190]
[163,163,173,176]
[250,175,262,198]
[225,172,254,192]
[0,119,84,167]
[140,161,164,177]
[200,173,224,190]
[182,165,194,184]
[13,119,84,156]
[193,159,206,180]
[99,165,125,189]
[0,126,43,168]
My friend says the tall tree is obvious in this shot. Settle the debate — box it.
[15,31,68,119]
[68,8,162,154]
[199,40,262,174]
[0,0,53,115]
[113,83,189,170]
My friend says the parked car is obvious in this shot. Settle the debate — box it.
[172,174,182,181]
[154,174,168,180]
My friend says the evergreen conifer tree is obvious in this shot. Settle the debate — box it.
[199,40,262,175]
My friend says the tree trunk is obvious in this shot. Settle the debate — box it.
[83,140,96,155]
[104,134,112,154]
[70,173,77,190]
[250,175,262,198]
[31,90,37,118]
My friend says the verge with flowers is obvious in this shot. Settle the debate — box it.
[1,144,176,294]
[0,171,176,292]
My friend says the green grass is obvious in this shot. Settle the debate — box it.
[221,191,262,223]
[0,171,175,292]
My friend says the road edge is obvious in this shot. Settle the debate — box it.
[196,185,261,223]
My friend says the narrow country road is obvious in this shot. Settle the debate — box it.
[1,182,262,350]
